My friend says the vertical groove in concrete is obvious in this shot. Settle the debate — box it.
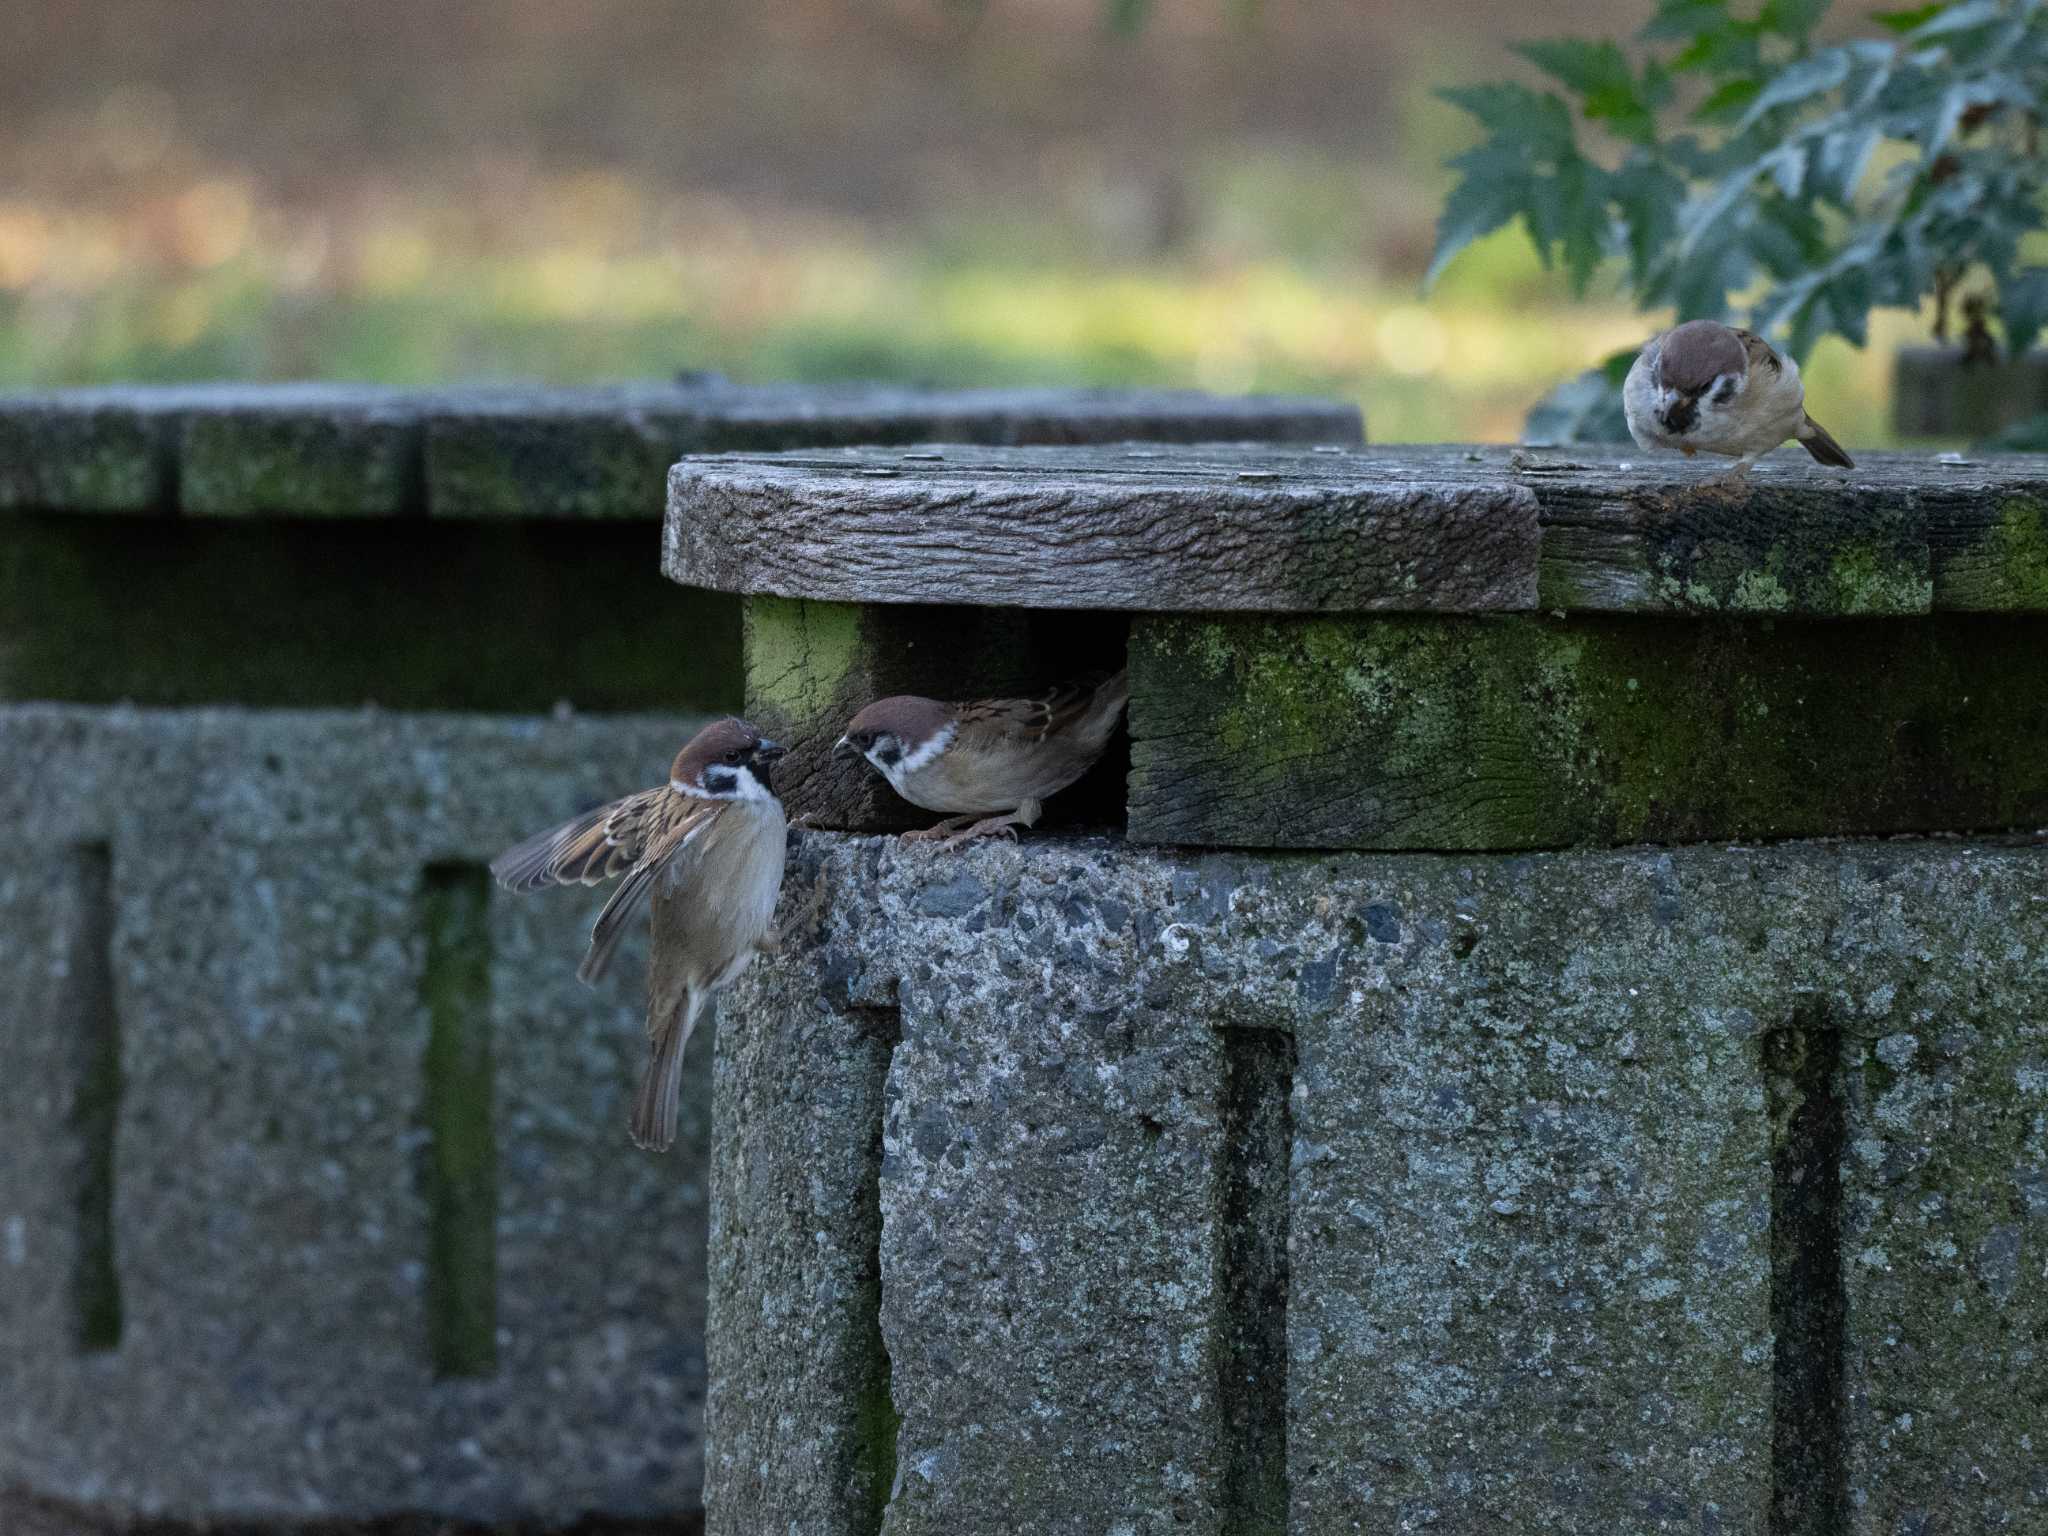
[1216,1029,1293,1536]
[1765,1015,1848,1536]
[851,1005,902,1536]
[419,863,498,1380]
[62,843,122,1355]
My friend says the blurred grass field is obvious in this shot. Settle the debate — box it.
[0,0,1921,445]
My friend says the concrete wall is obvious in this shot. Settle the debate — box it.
[703,833,2048,1536]
[0,705,712,1522]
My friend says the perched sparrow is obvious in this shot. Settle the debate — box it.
[490,717,787,1152]
[832,669,1129,847]
[1623,319,1853,473]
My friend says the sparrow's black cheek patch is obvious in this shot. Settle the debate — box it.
[1713,378,1739,405]
[876,743,903,768]
[702,767,738,796]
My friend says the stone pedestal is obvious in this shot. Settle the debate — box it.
[0,380,1356,1527]
[661,445,2048,1536]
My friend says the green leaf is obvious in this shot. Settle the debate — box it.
[1758,0,1829,41]
[1872,4,1944,33]
[1552,152,1613,292]
[1909,0,2004,38]
[1438,82,1577,154]
[1524,366,1634,446]
[1811,124,1881,203]
[1736,48,1852,130]
[1425,145,1542,289]
[1694,78,1762,121]
[1513,37,1635,98]
[1612,157,1688,288]
[1641,0,1732,43]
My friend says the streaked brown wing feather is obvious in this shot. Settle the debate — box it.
[954,679,1094,747]
[490,787,671,893]
[576,794,724,983]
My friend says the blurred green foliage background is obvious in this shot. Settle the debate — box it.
[0,0,1920,442]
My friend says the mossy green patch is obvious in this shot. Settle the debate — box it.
[1129,613,2048,849]
[0,410,165,513]
[419,863,497,1380]
[743,596,865,732]
[0,517,741,711]
[1974,495,2048,610]
[182,413,415,518]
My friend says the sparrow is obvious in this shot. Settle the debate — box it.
[490,717,787,1152]
[1622,319,1854,474]
[832,669,1129,847]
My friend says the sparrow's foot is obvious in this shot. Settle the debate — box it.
[900,815,978,843]
[937,814,1028,852]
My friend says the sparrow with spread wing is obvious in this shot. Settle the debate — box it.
[1623,319,1854,474]
[833,669,1129,848]
[491,717,787,1152]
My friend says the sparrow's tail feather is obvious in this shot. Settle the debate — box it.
[1798,414,1855,469]
[577,857,663,984]
[630,990,707,1152]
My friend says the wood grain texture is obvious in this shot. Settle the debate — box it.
[668,445,1542,613]
[1527,447,2048,615]
[1127,612,2048,851]
[668,445,2048,616]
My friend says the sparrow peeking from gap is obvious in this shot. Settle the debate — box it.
[833,669,1130,849]
[1622,319,1854,474]
[491,717,788,1152]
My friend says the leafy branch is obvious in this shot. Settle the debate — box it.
[1430,0,2048,364]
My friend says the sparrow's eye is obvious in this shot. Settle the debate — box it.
[723,749,745,764]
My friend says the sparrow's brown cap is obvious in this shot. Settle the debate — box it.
[672,716,779,783]
[1657,320,1747,393]
[839,694,955,752]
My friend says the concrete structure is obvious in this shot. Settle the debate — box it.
[0,381,1360,1531]
[661,444,2048,1535]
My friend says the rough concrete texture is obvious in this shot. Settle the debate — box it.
[699,959,897,1536]
[706,832,2046,1536]
[0,381,1360,520]
[0,705,716,1523]
[1829,859,2048,1533]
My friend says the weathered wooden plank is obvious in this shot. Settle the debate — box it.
[742,594,1127,830]
[179,385,423,518]
[429,384,1361,520]
[1528,448,2048,615]
[668,445,1542,613]
[669,445,2048,616]
[1,381,1359,520]
[1126,612,2048,850]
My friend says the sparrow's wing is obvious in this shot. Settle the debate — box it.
[577,795,724,984]
[954,668,1129,752]
[1731,328,1785,375]
[490,786,673,894]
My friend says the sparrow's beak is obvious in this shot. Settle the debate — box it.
[755,739,787,762]
[831,735,857,762]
